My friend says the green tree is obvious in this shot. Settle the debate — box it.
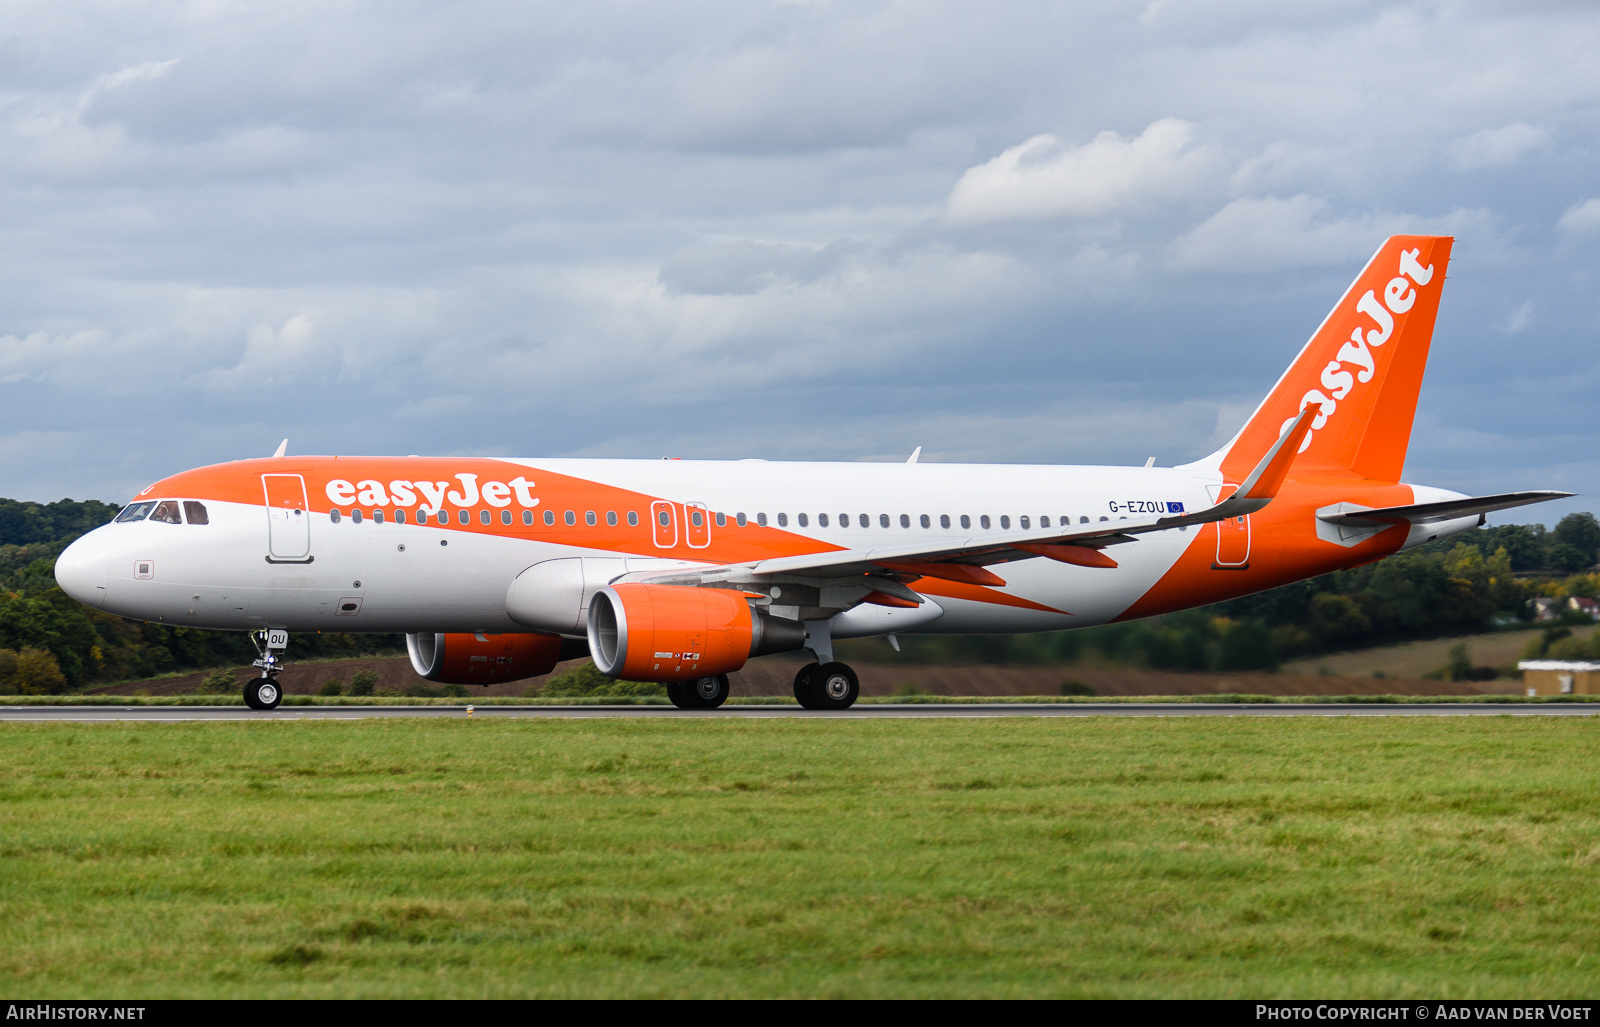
[14,647,66,694]
[1553,513,1600,567]
[1216,621,1277,671]
[347,670,378,696]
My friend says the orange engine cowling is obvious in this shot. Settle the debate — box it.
[406,631,563,685]
[586,583,807,681]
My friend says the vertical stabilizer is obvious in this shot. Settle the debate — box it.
[1213,235,1453,484]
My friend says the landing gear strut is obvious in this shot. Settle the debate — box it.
[793,662,859,710]
[245,628,287,710]
[667,674,730,710]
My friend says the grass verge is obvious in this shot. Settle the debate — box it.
[0,716,1598,997]
[1,693,1596,706]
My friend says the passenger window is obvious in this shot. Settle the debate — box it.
[959,515,970,529]
[438,511,450,525]
[396,510,406,524]
[879,514,889,528]
[757,513,767,526]
[658,510,670,527]
[607,511,618,526]
[481,510,492,525]
[818,513,829,527]
[715,512,726,527]
[330,509,341,524]
[353,509,364,524]
[940,515,950,529]
[1000,515,1010,529]
[798,513,809,527]
[115,502,156,523]
[150,501,182,524]
[859,514,870,528]
[1019,516,1029,529]
[841,513,850,527]
[736,513,747,527]
[182,501,209,525]
[693,510,705,527]
[586,511,596,526]
[566,511,577,526]
[458,510,469,525]
[1099,516,1108,522]
[900,514,910,528]
[1039,516,1049,527]
[776,513,787,527]
[627,511,638,527]
[1079,516,1088,524]
[980,515,991,529]
[544,510,556,525]
[373,510,384,524]
[920,514,930,528]
[501,510,512,525]
[523,510,533,525]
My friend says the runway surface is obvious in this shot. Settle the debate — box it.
[2,703,1598,721]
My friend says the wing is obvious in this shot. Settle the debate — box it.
[1317,491,1573,528]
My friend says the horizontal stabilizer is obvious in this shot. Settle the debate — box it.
[1317,491,1574,528]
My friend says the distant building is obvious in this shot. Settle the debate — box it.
[1532,595,1600,622]
[1517,660,1600,696]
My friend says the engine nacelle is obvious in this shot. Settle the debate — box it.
[586,583,807,681]
[406,631,564,685]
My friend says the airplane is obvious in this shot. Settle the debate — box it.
[53,234,1568,711]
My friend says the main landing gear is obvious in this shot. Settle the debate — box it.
[245,628,288,711]
[667,674,730,710]
[793,662,859,710]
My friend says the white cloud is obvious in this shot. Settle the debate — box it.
[1167,196,1494,274]
[944,119,1217,224]
[1559,198,1600,233]
[1498,300,1535,334]
[1449,123,1549,170]
[1168,195,1389,272]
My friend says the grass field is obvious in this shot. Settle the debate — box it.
[1,717,1598,998]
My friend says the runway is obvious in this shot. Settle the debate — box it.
[2,702,1598,721]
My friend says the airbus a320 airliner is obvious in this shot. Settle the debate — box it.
[54,235,1566,710]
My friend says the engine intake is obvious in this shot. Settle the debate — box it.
[406,631,564,685]
[586,584,807,681]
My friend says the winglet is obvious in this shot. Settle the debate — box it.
[1235,406,1316,501]
[1153,406,1315,531]
[273,439,288,458]
[906,446,921,465]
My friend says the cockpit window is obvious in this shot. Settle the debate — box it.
[150,501,182,524]
[115,502,156,523]
[182,501,209,525]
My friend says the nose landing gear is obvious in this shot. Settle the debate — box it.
[245,628,288,710]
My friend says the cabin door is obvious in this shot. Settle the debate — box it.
[1207,484,1250,569]
[262,474,313,563]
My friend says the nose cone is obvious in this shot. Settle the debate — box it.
[55,530,110,609]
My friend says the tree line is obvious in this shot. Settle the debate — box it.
[3,496,1598,692]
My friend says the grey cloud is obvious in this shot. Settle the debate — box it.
[0,1,1598,507]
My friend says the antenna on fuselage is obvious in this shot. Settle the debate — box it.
[273,439,288,458]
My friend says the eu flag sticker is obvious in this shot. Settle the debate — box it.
[1167,502,1185,513]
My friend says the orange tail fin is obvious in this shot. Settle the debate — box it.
[1213,235,1453,484]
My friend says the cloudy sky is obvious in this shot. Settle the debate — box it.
[2,1,1598,523]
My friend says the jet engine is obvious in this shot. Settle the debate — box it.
[406,631,564,685]
[586,584,807,681]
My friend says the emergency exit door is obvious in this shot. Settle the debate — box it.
[263,474,312,562]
